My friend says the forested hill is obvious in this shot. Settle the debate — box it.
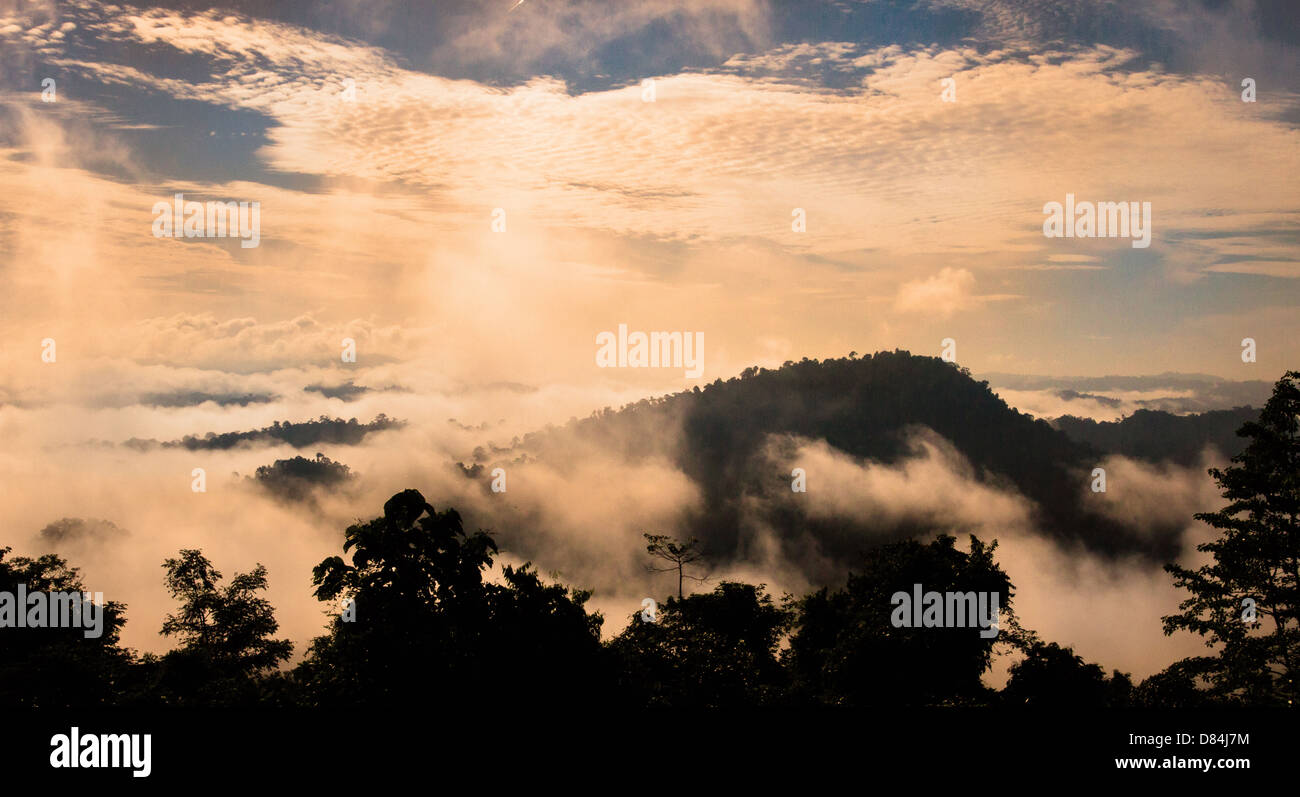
[1052,407,1258,466]
[480,351,1195,569]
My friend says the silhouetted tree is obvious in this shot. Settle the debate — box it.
[482,563,610,705]
[124,414,403,451]
[1132,660,1218,708]
[298,489,609,708]
[248,452,354,504]
[785,534,1017,706]
[1001,641,1133,707]
[609,581,791,707]
[1162,371,1300,705]
[0,547,134,708]
[38,517,129,547]
[150,549,291,706]
[644,533,706,598]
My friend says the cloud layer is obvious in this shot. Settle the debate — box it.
[0,0,1293,686]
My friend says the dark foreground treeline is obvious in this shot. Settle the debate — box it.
[3,372,1296,710]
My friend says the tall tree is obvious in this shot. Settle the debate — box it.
[1162,370,1300,706]
[643,533,706,598]
[298,489,497,706]
[299,489,609,708]
[153,549,291,705]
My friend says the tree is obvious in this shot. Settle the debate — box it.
[1132,660,1216,708]
[785,534,1018,706]
[298,490,496,706]
[608,581,791,707]
[0,548,134,708]
[481,563,610,706]
[298,489,610,708]
[248,452,354,504]
[1001,641,1132,707]
[153,549,291,705]
[644,533,706,598]
[1162,370,1300,706]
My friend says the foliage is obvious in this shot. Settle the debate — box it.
[1162,371,1300,706]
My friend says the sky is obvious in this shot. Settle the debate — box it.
[0,0,1296,682]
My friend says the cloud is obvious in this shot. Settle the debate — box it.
[1080,452,1226,537]
[983,373,1275,420]
[438,0,772,77]
[0,0,1291,685]
[746,428,1219,680]
[33,11,1298,267]
[895,267,979,316]
[1,3,1297,378]
[765,429,1037,535]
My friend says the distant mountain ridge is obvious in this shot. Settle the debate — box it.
[981,371,1273,415]
[471,352,1215,576]
[1052,407,1258,466]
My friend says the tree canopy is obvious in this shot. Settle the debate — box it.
[1162,370,1300,706]
[3,369,1296,709]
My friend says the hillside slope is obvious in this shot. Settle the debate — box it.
[475,352,1195,573]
